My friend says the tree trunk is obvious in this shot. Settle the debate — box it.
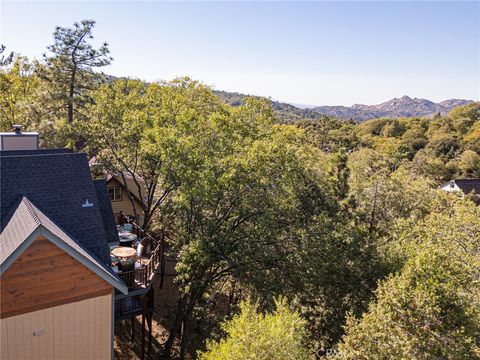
[142,211,151,232]
[163,281,212,358]
[228,280,236,313]
[368,179,379,234]
[179,319,187,360]
[163,299,185,359]
[68,66,76,123]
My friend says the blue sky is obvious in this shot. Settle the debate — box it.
[1,1,479,106]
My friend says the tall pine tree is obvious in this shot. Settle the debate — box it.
[39,20,111,123]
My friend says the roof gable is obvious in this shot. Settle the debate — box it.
[106,172,147,205]
[0,197,127,294]
[1,236,113,319]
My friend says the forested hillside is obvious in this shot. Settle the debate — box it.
[1,20,479,360]
[214,90,324,122]
[296,102,480,182]
[215,90,473,122]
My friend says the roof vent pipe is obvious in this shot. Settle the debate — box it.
[13,125,22,134]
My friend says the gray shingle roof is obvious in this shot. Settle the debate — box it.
[454,179,480,194]
[94,179,120,245]
[0,197,40,264]
[1,149,112,265]
[0,197,127,294]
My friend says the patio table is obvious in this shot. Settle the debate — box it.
[111,247,137,261]
[118,232,138,247]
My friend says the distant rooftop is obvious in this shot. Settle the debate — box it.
[452,179,480,194]
[441,178,480,195]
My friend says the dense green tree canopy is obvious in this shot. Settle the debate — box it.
[198,298,313,360]
[337,199,480,359]
[85,77,350,357]
[0,56,40,131]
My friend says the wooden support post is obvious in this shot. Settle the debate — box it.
[179,319,186,360]
[141,314,146,360]
[159,233,165,289]
[148,313,153,354]
[131,317,135,342]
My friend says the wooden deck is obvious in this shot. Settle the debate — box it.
[116,241,163,291]
[114,221,165,291]
[112,221,168,359]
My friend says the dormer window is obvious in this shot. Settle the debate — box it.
[109,187,122,201]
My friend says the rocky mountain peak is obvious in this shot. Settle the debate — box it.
[312,97,474,121]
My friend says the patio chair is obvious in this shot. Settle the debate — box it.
[118,260,135,288]
[123,223,133,233]
[136,242,144,259]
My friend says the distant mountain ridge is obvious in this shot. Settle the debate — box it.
[313,96,473,121]
[214,91,474,122]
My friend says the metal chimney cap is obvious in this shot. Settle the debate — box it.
[12,125,22,134]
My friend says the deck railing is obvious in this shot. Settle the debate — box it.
[116,230,165,290]
[121,215,159,248]
[114,287,154,320]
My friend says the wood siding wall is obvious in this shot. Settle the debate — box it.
[0,294,112,360]
[0,236,112,319]
[106,178,143,224]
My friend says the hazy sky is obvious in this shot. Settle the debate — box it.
[1,1,479,106]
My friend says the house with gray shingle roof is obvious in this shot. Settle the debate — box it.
[89,156,148,226]
[0,136,128,359]
[440,179,480,196]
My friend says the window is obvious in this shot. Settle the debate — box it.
[108,187,122,201]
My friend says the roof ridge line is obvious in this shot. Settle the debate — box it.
[0,152,78,158]
[22,197,42,227]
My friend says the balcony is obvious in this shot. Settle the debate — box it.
[116,243,163,290]
[111,221,167,359]
[110,221,165,292]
